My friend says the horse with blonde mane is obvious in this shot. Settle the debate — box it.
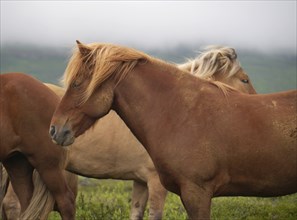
[178,46,256,94]
[50,41,297,220]
[0,73,77,220]
[2,46,256,220]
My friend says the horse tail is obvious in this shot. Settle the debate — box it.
[0,163,9,202]
[20,170,55,220]
[20,150,78,220]
[0,163,10,220]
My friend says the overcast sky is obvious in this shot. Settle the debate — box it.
[1,1,296,53]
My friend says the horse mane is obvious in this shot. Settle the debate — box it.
[63,43,236,103]
[62,43,151,105]
[178,45,242,80]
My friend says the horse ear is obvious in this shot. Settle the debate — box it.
[76,40,91,56]
[226,48,237,60]
[231,48,237,60]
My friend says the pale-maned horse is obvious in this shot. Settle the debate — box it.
[2,46,256,220]
[50,41,297,220]
[0,73,77,220]
[178,46,256,94]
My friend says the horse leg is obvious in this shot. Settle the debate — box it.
[130,180,148,220]
[180,182,212,220]
[2,182,21,220]
[34,166,75,220]
[147,174,167,220]
[2,154,34,214]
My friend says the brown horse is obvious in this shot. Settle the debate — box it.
[2,46,256,220]
[0,73,77,220]
[50,41,297,220]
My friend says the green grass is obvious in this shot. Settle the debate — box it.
[48,178,297,220]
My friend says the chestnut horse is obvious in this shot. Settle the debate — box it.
[50,41,297,220]
[0,73,77,220]
[2,46,256,220]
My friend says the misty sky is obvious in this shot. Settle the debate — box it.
[1,1,296,53]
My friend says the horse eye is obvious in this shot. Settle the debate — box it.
[241,79,249,84]
[71,81,80,88]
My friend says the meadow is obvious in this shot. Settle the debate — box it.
[47,178,297,220]
[1,44,297,219]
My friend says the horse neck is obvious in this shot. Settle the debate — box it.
[112,60,204,152]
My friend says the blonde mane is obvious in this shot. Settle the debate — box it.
[63,43,150,105]
[178,46,241,80]
[63,43,236,103]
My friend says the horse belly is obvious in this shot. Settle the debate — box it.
[218,177,297,197]
[219,146,297,197]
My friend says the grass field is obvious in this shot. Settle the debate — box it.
[48,178,297,220]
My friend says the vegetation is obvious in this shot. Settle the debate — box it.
[48,178,297,220]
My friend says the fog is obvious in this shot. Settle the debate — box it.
[1,1,296,53]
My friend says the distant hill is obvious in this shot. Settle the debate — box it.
[1,44,70,84]
[1,44,296,93]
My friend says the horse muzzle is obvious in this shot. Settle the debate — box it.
[49,125,75,146]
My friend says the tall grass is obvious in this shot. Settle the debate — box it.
[48,178,297,220]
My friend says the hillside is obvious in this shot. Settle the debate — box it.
[1,44,296,93]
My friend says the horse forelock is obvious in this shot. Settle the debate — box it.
[62,43,150,105]
[180,46,242,80]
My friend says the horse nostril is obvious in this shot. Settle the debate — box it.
[49,125,56,137]
[63,129,70,137]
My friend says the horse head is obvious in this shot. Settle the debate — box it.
[50,41,116,146]
[178,46,257,94]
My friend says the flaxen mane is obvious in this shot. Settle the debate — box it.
[178,46,241,80]
[63,43,151,105]
[178,46,240,96]
[63,43,235,102]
